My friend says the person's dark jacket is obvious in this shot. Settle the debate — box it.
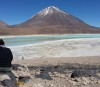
[0,46,13,67]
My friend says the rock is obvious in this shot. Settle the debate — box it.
[71,70,95,78]
[13,70,30,79]
[96,73,100,79]
[39,71,52,80]
[62,85,66,87]
[0,72,18,87]
[12,64,20,70]
[73,78,81,82]
[0,75,10,81]
[49,84,55,87]
[33,83,43,87]
[96,80,100,84]
[81,77,90,84]
[18,76,30,83]
[74,77,90,86]
[23,65,29,72]
[12,65,30,78]
[0,84,5,87]
[0,78,12,87]
[45,80,47,83]
[35,71,40,75]
[12,70,19,78]
[69,80,77,86]
[12,65,31,85]
[53,72,64,78]
[89,76,96,81]
[13,64,29,72]
[60,74,65,78]
[56,80,59,83]
[53,72,58,76]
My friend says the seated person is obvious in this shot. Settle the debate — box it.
[0,39,19,87]
[0,39,13,72]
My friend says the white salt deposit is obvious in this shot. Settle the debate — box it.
[9,38,100,59]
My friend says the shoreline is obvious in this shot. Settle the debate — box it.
[10,38,100,59]
[0,33,100,38]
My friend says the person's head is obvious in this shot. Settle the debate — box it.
[0,39,5,46]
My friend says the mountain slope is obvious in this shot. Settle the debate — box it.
[18,6,89,27]
[0,6,100,35]
[0,20,10,35]
[13,6,100,34]
[0,20,8,28]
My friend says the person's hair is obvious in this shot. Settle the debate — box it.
[0,39,5,45]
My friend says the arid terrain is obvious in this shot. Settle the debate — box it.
[0,38,100,87]
[11,57,100,87]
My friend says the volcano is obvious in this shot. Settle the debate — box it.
[0,6,100,35]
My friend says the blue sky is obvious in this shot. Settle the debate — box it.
[0,0,100,27]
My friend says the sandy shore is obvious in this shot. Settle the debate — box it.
[12,56,100,66]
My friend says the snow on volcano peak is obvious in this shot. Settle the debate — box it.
[38,6,69,16]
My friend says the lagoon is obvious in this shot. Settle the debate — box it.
[1,34,100,46]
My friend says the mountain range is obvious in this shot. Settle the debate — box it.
[0,6,100,35]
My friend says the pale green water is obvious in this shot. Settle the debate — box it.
[2,34,100,46]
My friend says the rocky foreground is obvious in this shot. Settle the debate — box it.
[0,57,100,87]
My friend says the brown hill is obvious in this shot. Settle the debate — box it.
[0,20,11,35]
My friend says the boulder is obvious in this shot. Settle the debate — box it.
[71,69,95,78]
